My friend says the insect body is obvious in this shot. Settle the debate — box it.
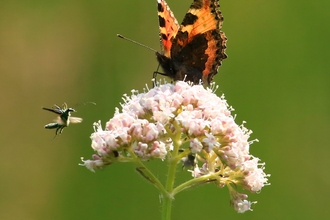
[42,103,83,136]
[182,153,196,169]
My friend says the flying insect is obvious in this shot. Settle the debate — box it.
[42,103,83,136]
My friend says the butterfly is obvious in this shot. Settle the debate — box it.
[42,103,83,136]
[155,0,227,85]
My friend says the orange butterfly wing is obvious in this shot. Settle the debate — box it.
[157,0,180,58]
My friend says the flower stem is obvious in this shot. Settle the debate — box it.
[172,173,218,196]
[161,156,176,220]
[161,193,173,220]
[161,121,182,220]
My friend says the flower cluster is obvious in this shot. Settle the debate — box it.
[80,81,270,213]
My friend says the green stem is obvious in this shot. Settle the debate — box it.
[161,193,173,220]
[161,121,182,220]
[172,173,218,196]
[161,155,176,220]
[161,156,177,220]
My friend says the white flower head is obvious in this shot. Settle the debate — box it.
[81,81,270,213]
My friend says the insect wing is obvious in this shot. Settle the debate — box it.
[42,106,64,115]
[69,116,83,124]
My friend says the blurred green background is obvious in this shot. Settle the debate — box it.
[1,0,329,219]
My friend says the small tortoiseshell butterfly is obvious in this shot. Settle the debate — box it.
[156,0,227,85]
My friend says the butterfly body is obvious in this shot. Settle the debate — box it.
[156,0,227,85]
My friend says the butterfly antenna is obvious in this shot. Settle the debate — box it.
[117,34,158,53]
